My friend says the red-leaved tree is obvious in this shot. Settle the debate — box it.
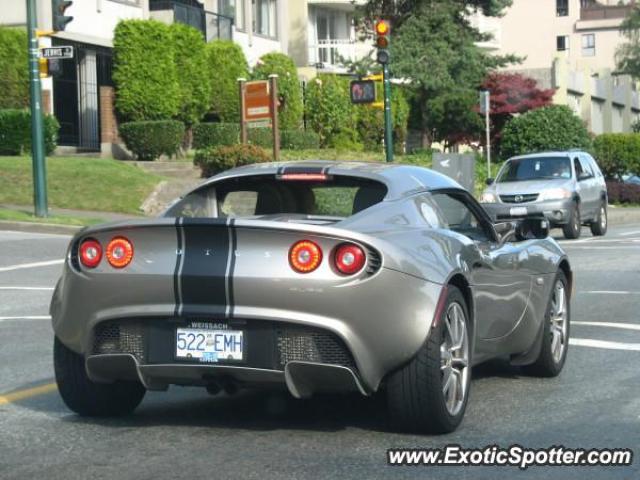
[481,72,556,152]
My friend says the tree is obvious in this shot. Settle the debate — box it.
[500,105,592,159]
[481,72,555,151]
[375,1,517,147]
[206,40,249,123]
[0,28,29,109]
[616,5,640,78]
[252,53,304,130]
[113,20,180,122]
[170,23,211,127]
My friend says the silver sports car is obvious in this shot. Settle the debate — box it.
[51,161,572,433]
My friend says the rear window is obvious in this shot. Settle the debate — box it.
[497,156,572,182]
[166,174,388,220]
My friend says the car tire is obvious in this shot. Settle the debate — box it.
[54,337,146,416]
[590,202,608,236]
[387,286,471,433]
[562,203,581,239]
[522,271,570,377]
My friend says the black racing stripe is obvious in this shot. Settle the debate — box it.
[228,218,237,319]
[173,217,183,317]
[179,219,230,318]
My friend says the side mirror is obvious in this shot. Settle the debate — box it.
[485,178,494,186]
[578,172,592,181]
[515,217,549,241]
[495,221,516,244]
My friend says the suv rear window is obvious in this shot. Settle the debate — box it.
[166,174,388,221]
[497,157,572,182]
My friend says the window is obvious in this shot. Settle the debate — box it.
[557,35,569,52]
[253,0,277,38]
[430,192,493,242]
[582,34,595,57]
[556,0,569,16]
[497,157,573,182]
[219,0,243,29]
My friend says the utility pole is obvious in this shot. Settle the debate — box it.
[27,0,48,217]
[375,19,393,162]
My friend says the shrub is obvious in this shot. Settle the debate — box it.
[500,105,592,160]
[113,20,180,122]
[253,52,303,130]
[593,133,640,179]
[193,123,239,149]
[248,127,273,148]
[206,41,249,123]
[170,23,211,126]
[194,144,270,177]
[281,130,320,150]
[0,109,59,155]
[120,120,184,161]
[606,180,640,204]
[305,74,356,147]
[0,28,29,109]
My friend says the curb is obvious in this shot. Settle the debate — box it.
[0,220,82,235]
[608,207,640,226]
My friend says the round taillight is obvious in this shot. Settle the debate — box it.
[289,240,323,273]
[106,237,134,269]
[79,239,102,268]
[334,243,366,275]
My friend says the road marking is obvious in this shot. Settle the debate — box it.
[0,259,64,273]
[0,315,51,322]
[570,338,640,352]
[573,321,640,332]
[0,286,55,291]
[0,382,57,405]
[562,246,640,250]
[619,230,640,236]
[579,290,640,295]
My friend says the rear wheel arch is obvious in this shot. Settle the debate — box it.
[558,259,573,299]
[448,274,474,338]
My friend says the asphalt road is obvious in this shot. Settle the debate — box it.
[0,225,639,479]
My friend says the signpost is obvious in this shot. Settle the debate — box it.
[479,90,491,177]
[238,76,280,161]
[40,45,74,59]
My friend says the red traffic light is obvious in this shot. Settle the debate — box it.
[375,20,390,36]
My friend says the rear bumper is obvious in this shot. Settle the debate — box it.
[481,199,573,226]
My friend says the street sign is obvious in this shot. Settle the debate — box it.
[479,90,490,115]
[243,80,271,122]
[350,80,376,104]
[40,46,74,59]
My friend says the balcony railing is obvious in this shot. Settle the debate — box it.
[308,39,373,69]
[580,4,633,21]
[149,1,233,41]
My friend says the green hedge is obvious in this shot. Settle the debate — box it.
[0,28,29,109]
[253,53,303,130]
[120,120,184,161]
[113,20,180,122]
[206,41,249,123]
[281,130,320,150]
[305,74,355,148]
[247,127,273,148]
[194,144,270,177]
[500,105,592,160]
[0,109,59,155]
[193,123,240,149]
[593,133,640,179]
[171,23,211,126]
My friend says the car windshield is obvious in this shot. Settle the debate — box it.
[497,157,572,183]
[165,174,388,222]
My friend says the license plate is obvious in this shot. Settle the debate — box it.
[176,328,243,362]
[510,207,528,216]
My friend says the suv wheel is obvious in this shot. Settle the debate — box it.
[562,203,581,240]
[590,202,607,236]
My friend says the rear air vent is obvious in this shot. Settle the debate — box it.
[276,327,355,369]
[365,248,382,275]
[93,321,146,362]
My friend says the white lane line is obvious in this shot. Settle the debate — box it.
[562,246,640,250]
[0,230,71,238]
[573,321,640,332]
[570,338,640,352]
[0,286,55,291]
[579,290,640,295]
[0,315,51,322]
[0,259,64,273]
[619,230,640,236]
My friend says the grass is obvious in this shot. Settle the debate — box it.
[0,157,162,214]
[0,207,105,226]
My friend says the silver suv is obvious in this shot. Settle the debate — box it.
[481,151,608,239]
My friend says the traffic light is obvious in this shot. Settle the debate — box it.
[52,0,74,32]
[375,19,390,65]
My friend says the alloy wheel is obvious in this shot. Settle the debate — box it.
[440,303,470,416]
[550,280,568,364]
